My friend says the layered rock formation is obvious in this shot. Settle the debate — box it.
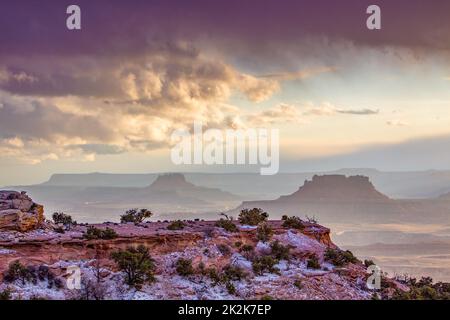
[0,191,44,232]
[0,218,394,300]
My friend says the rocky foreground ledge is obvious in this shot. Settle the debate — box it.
[0,191,407,300]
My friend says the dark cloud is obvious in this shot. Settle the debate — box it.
[0,98,114,142]
[0,0,449,59]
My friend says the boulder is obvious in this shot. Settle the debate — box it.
[0,191,44,232]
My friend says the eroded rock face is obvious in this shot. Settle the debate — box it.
[0,191,44,232]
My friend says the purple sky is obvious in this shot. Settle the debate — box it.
[1,1,450,185]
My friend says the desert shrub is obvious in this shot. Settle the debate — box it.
[0,288,12,300]
[238,208,268,226]
[206,267,222,284]
[294,279,303,289]
[270,240,292,261]
[252,256,279,275]
[3,261,33,285]
[222,265,247,281]
[391,276,450,300]
[256,223,273,242]
[167,220,186,230]
[120,208,152,224]
[52,212,77,227]
[282,216,305,230]
[3,262,62,288]
[54,226,65,234]
[240,244,255,260]
[226,282,236,295]
[261,295,275,300]
[215,219,238,233]
[217,244,232,256]
[324,248,359,267]
[111,245,156,288]
[364,259,375,268]
[306,254,321,270]
[83,226,118,240]
[234,241,243,248]
[175,258,194,277]
[305,215,318,224]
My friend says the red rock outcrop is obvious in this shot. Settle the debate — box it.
[0,191,44,232]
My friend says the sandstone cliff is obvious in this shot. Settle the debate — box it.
[0,191,44,232]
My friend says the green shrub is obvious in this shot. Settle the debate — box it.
[256,223,273,242]
[120,208,152,224]
[83,226,118,240]
[324,248,359,267]
[217,244,231,256]
[3,261,32,285]
[364,259,375,268]
[270,240,292,261]
[294,279,303,289]
[281,216,305,230]
[252,256,279,275]
[167,220,186,230]
[52,212,77,227]
[206,267,222,284]
[238,208,268,226]
[226,281,236,295]
[306,254,321,270]
[215,219,238,232]
[175,258,194,276]
[222,265,247,281]
[240,244,255,260]
[111,245,156,287]
[0,288,12,300]
[54,226,65,234]
[261,294,275,300]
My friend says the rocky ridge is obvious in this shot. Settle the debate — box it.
[0,191,44,232]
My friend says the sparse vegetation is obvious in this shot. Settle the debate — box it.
[240,244,255,260]
[175,258,194,276]
[3,261,63,288]
[294,279,303,289]
[305,215,318,224]
[324,248,358,267]
[306,254,321,270]
[0,288,12,300]
[3,261,32,285]
[215,219,238,233]
[252,255,279,275]
[282,215,305,230]
[120,208,152,224]
[217,244,232,256]
[52,212,77,228]
[222,264,247,281]
[167,220,186,230]
[256,223,273,242]
[270,240,292,261]
[238,208,268,226]
[110,245,156,288]
[391,276,450,300]
[364,259,375,268]
[83,226,118,240]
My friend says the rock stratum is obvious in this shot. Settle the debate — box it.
[0,191,410,300]
[0,191,44,232]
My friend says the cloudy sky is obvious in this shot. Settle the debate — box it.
[1,0,450,185]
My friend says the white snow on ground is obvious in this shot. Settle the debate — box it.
[239,225,257,230]
[0,248,15,255]
[274,230,325,254]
